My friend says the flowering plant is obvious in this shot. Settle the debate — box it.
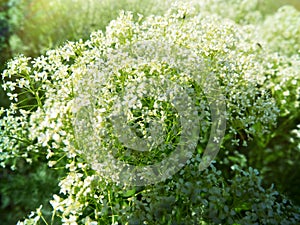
[1,1,300,224]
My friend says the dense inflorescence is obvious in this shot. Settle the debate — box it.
[1,1,300,224]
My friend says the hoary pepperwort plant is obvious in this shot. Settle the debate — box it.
[1,1,300,225]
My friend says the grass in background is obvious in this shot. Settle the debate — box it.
[8,0,169,57]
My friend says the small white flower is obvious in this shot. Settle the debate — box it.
[48,161,57,167]
[283,90,290,96]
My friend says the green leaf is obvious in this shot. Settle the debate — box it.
[122,188,136,198]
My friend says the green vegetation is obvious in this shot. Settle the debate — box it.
[0,0,300,224]
[2,0,168,58]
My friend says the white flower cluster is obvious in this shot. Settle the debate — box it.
[258,6,300,117]
[2,1,299,224]
[259,5,300,56]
